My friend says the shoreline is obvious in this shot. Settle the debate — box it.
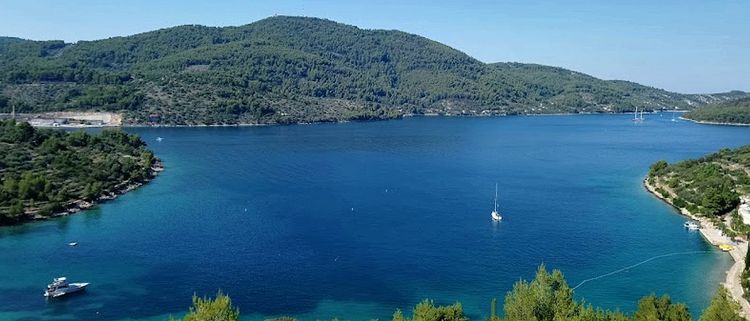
[680,117,750,127]
[643,178,750,317]
[7,160,165,226]
[121,111,670,127]
[4,110,674,128]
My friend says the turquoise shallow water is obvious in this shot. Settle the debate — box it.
[1,114,748,321]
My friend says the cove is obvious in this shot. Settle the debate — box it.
[1,114,748,321]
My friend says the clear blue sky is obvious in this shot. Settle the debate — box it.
[1,0,748,94]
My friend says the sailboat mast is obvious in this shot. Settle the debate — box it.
[494,183,498,212]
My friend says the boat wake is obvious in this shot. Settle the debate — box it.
[572,250,712,290]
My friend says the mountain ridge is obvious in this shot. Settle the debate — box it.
[0,16,746,125]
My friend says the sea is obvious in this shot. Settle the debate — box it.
[1,114,749,321]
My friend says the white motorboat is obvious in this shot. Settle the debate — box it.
[683,221,700,230]
[43,277,89,298]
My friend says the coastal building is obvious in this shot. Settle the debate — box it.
[740,203,750,225]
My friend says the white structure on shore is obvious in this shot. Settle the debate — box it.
[740,196,750,225]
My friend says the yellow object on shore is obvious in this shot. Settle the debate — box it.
[719,244,734,252]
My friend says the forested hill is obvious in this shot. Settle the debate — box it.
[648,145,750,218]
[0,16,746,125]
[0,120,161,224]
[683,97,750,125]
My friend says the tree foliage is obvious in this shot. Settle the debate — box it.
[698,287,743,321]
[393,299,467,321]
[502,265,629,321]
[1,17,746,125]
[632,295,691,321]
[649,160,669,177]
[171,291,239,321]
[173,268,743,321]
[648,146,750,216]
[0,120,158,224]
[684,98,750,125]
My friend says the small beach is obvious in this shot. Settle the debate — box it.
[644,178,750,317]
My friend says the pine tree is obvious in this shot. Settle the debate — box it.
[699,287,743,321]
[171,291,239,321]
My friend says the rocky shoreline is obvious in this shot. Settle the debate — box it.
[643,177,750,317]
[18,160,165,224]
[680,117,750,127]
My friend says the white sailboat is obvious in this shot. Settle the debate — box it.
[491,183,502,221]
[632,107,644,122]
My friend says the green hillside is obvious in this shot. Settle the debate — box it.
[0,120,159,224]
[648,145,750,218]
[0,16,746,125]
[683,97,750,124]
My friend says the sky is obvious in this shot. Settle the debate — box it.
[1,0,748,94]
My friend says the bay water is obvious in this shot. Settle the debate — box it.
[1,114,748,321]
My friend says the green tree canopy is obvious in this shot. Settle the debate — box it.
[171,291,239,321]
[698,287,743,321]
[393,299,467,321]
[1,17,745,125]
[170,268,744,321]
[684,97,750,125]
[632,294,691,321]
[647,145,749,217]
[0,120,159,224]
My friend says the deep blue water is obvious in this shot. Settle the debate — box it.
[1,114,749,321]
